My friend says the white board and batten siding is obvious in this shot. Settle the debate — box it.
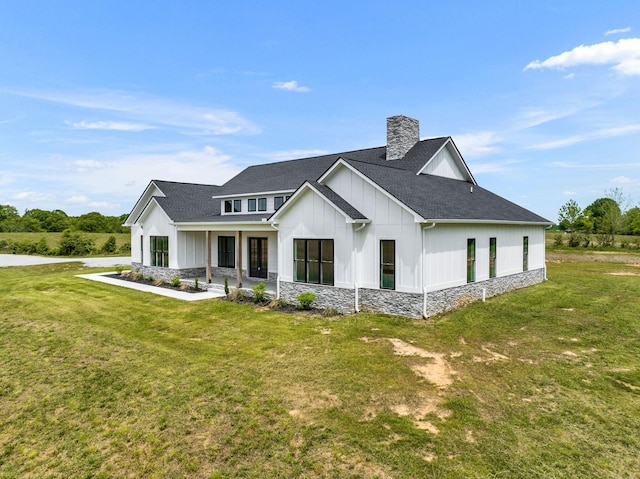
[424,224,545,292]
[277,187,354,287]
[176,231,206,269]
[420,143,467,180]
[137,202,176,268]
[324,165,423,293]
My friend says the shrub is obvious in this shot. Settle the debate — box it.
[146,275,154,282]
[323,307,340,317]
[118,242,131,254]
[224,277,229,295]
[171,276,181,287]
[100,235,117,254]
[553,235,563,246]
[115,265,125,274]
[268,298,287,309]
[153,278,165,287]
[252,282,266,302]
[57,230,95,256]
[194,277,199,289]
[297,292,316,310]
[567,232,581,248]
[227,288,245,302]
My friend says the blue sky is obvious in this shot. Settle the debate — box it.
[1,1,639,222]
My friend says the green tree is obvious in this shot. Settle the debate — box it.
[624,206,640,235]
[558,199,583,231]
[0,204,20,232]
[23,209,70,232]
[75,211,108,232]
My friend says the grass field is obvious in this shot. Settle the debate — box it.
[1,258,639,478]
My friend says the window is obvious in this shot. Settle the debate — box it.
[233,199,242,213]
[150,236,169,267]
[293,239,334,285]
[224,200,232,213]
[489,237,497,278]
[258,198,267,211]
[274,196,284,210]
[380,240,395,290]
[248,198,256,212]
[523,236,529,271]
[218,236,235,268]
[467,238,476,283]
[140,235,144,263]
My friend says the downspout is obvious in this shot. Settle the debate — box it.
[544,224,553,281]
[421,222,436,319]
[271,223,280,298]
[354,222,367,313]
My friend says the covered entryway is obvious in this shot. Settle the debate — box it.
[249,237,268,279]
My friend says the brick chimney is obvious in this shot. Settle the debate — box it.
[386,115,419,161]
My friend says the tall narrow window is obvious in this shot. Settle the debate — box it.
[218,236,235,268]
[523,236,529,271]
[467,238,476,283]
[224,200,232,213]
[380,240,395,290]
[489,237,497,278]
[150,236,169,267]
[293,239,334,285]
[233,199,242,213]
[248,198,256,212]
[258,198,267,211]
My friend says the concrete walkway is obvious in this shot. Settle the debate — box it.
[77,272,226,301]
[0,254,131,268]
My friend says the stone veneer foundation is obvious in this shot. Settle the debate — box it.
[279,268,545,319]
[131,263,277,283]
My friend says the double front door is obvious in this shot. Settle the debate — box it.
[249,237,268,279]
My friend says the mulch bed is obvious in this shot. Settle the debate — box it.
[105,273,204,293]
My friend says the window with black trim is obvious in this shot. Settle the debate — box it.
[258,198,267,211]
[467,238,476,283]
[218,236,235,268]
[224,200,232,213]
[523,236,529,271]
[489,237,497,278]
[150,236,169,267]
[248,198,256,212]
[293,239,334,285]
[233,199,241,213]
[274,196,284,210]
[380,240,395,290]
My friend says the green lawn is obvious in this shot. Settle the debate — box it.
[1,260,639,478]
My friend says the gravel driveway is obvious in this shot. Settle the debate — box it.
[0,254,131,268]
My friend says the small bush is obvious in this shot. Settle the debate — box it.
[171,276,181,287]
[100,235,117,254]
[323,307,340,317]
[194,277,199,289]
[57,230,95,256]
[132,271,143,281]
[268,298,288,310]
[553,235,564,246]
[118,242,131,254]
[146,275,154,282]
[224,277,229,295]
[297,292,316,310]
[115,265,125,274]
[153,278,165,287]
[252,282,266,302]
[227,288,245,302]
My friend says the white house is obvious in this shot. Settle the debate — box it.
[124,115,551,318]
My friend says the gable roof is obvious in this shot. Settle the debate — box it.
[341,159,550,223]
[270,180,368,223]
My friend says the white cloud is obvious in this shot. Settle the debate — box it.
[65,195,89,204]
[531,124,640,150]
[69,159,106,172]
[272,81,311,92]
[514,106,581,129]
[13,191,55,202]
[264,149,328,162]
[524,38,640,76]
[10,89,261,135]
[69,120,154,131]
[563,191,577,196]
[610,175,632,184]
[453,131,501,158]
[605,27,631,36]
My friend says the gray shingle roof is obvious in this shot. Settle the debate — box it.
[307,181,368,221]
[150,180,220,222]
[343,159,550,223]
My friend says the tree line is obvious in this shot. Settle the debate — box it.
[0,205,129,234]
[557,188,640,248]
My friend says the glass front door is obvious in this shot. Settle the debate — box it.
[249,237,268,279]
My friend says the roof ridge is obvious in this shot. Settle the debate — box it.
[153,179,219,187]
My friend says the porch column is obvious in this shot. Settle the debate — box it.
[206,230,212,283]
[236,230,243,288]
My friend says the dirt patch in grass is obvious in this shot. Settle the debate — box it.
[606,272,640,276]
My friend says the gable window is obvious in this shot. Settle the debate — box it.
[150,236,169,267]
[224,200,232,213]
[218,236,235,268]
[294,239,334,285]
[467,238,476,283]
[523,236,529,271]
[274,196,284,210]
[489,237,497,278]
[248,198,256,212]
[380,240,395,290]
[233,199,242,213]
[258,198,267,212]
